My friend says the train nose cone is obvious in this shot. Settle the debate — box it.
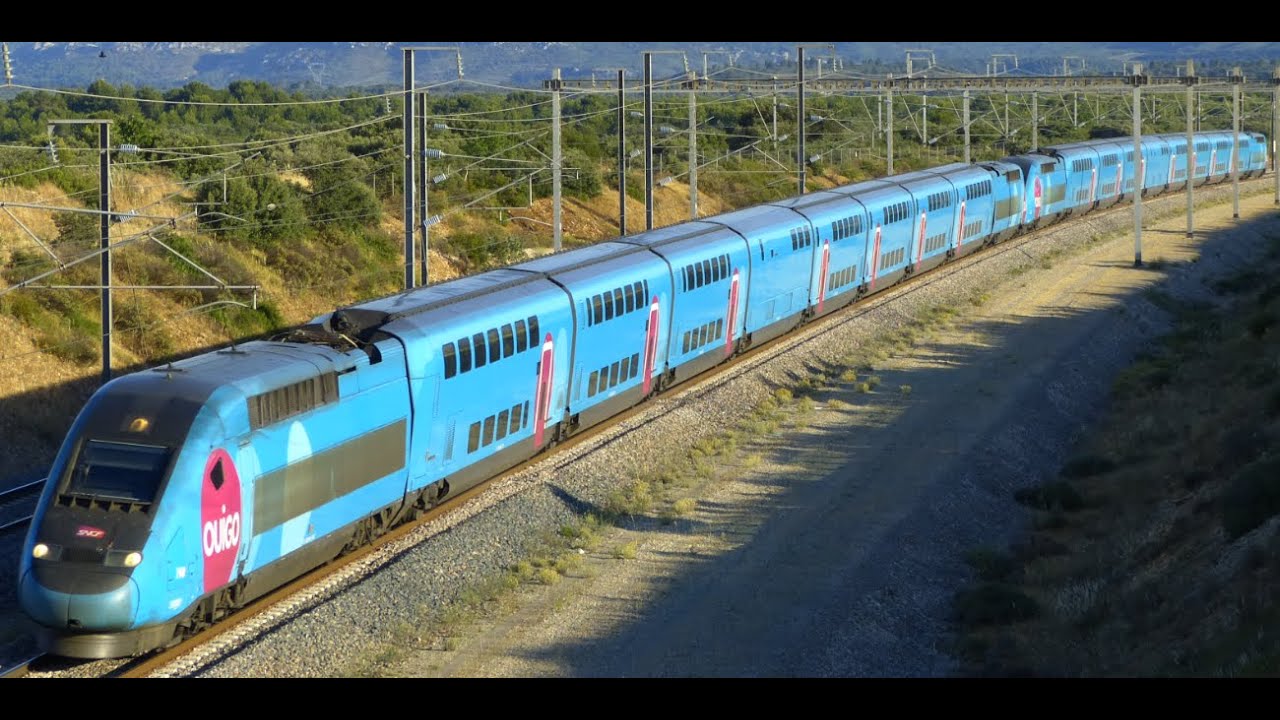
[20,565,139,631]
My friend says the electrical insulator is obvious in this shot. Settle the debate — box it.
[46,141,58,164]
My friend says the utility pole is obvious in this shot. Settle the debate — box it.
[1031,92,1039,151]
[798,46,806,194]
[417,92,428,283]
[400,46,462,288]
[688,71,699,218]
[402,49,415,290]
[1232,70,1241,219]
[48,119,113,384]
[795,45,832,195]
[772,83,779,143]
[963,90,971,164]
[618,70,627,235]
[644,52,654,231]
[1132,66,1144,267]
[552,68,563,251]
[922,95,928,145]
[1185,60,1196,238]
[885,88,893,175]
[1273,66,1279,205]
[98,124,111,384]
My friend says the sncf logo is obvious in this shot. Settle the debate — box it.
[76,525,106,539]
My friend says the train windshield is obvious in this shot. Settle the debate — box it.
[66,440,172,503]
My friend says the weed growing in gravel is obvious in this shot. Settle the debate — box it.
[899,384,913,396]
[555,551,585,576]
[605,481,653,517]
[866,375,882,389]
[538,568,562,585]
[841,369,859,383]
[797,396,815,415]
[857,382,872,393]
[827,398,850,410]
[673,498,697,516]
[613,541,638,560]
[741,453,764,469]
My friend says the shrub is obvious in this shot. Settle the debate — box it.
[964,548,1018,582]
[1222,456,1280,540]
[1059,454,1117,479]
[953,583,1041,626]
[1014,481,1085,512]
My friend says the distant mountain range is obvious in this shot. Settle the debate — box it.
[3,42,1278,91]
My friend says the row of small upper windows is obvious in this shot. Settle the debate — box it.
[883,201,911,225]
[683,254,730,292]
[827,264,858,292]
[587,280,650,327]
[442,315,540,380]
[1039,161,1058,174]
[1101,155,1120,167]
[588,352,642,398]
[925,191,953,212]
[964,180,992,201]
[877,246,906,271]
[1070,158,1096,173]
[467,401,530,454]
[832,214,863,241]
[681,318,725,355]
[962,219,984,239]
[789,226,813,251]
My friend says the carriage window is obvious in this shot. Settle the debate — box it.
[609,362,620,388]
[613,288,624,317]
[472,333,487,368]
[625,286,635,313]
[515,320,528,352]
[633,281,644,306]
[695,262,704,288]
[510,403,523,433]
[720,255,728,277]
[457,337,472,373]
[604,296,614,320]
[443,343,457,379]
[467,422,481,453]
[528,316,540,346]
[496,410,509,440]
[588,370,599,397]
[501,325,515,357]
[482,416,495,447]
[487,329,501,364]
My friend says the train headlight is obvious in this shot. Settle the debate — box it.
[105,550,144,568]
[32,543,49,559]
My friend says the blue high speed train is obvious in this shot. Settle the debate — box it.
[18,129,1269,658]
